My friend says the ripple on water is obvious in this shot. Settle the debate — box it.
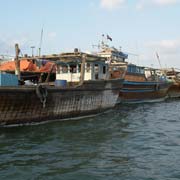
[0,100,180,179]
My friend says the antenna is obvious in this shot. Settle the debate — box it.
[101,34,107,48]
[38,27,43,56]
[30,46,35,57]
[125,52,139,56]
[92,44,100,49]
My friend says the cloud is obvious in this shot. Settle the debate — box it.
[136,1,144,10]
[47,32,57,39]
[147,39,180,54]
[99,0,180,10]
[136,0,180,10]
[142,39,180,68]
[100,0,125,10]
[152,0,179,6]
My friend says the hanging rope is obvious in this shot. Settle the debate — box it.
[36,84,48,108]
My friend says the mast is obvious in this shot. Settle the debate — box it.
[156,52,162,69]
[39,28,43,56]
[79,54,86,85]
[15,43,21,81]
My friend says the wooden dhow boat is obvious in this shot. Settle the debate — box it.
[0,44,124,126]
[97,43,171,103]
[120,65,172,103]
[163,68,180,98]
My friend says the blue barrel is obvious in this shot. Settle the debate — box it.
[0,73,18,86]
[55,80,67,87]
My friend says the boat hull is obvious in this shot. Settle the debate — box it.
[119,81,171,103]
[0,79,123,126]
[167,82,180,98]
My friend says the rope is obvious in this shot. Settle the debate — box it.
[36,84,48,108]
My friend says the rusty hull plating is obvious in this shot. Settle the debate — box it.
[0,80,123,126]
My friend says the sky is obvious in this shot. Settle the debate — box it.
[0,0,180,68]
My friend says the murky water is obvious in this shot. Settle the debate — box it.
[0,99,180,180]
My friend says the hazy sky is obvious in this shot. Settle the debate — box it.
[0,0,180,68]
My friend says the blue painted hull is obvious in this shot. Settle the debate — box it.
[120,80,171,103]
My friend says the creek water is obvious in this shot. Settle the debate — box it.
[0,99,180,180]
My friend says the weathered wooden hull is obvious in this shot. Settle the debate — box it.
[167,82,180,98]
[119,81,171,103]
[0,79,123,126]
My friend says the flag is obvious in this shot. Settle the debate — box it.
[107,34,112,41]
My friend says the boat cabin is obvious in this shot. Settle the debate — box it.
[0,46,125,87]
[98,45,128,63]
[55,52,118,86]
[127,64,145,75]
[124,64,146,82]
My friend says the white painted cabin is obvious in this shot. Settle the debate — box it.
[56,62,109,82]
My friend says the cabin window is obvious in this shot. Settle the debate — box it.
[86,63,90,72]
[62,66,68,73]
[57,65,60,74]
[151,71,155,75]
[127,66,131,73]
[132,66,136,73]
[136,67,139,73]
[70,65,77,73]
[140,68,144,74]
[128,65,135,73]
[78,64,81,73]
[94,64,99,79]
[94,64,99,72]
[103,66,106,74]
